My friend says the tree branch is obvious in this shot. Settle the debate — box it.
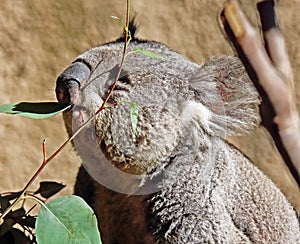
[220,0,300,188]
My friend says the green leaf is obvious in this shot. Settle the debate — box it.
[111,16,126,29]
[130,102,139,134]
[35,195,101,244]
[134,48,164,59]
[111,15,132,46]
[35,181,66,199]
[0,102,71,119]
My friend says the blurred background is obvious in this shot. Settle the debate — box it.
[0,0,299,213]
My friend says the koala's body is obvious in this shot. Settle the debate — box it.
[56,27,300,243]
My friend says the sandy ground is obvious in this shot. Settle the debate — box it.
[0,0,299,214]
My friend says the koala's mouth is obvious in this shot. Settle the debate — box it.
[60,105,90,133]
[56,82,128,131]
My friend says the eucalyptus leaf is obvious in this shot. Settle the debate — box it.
[134,48,164,59]
[111,16,126,29]
[0,102,71,119]
[35,195,101,244]
[111,15,132,46]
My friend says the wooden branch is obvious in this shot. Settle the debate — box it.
[220,0,300,188]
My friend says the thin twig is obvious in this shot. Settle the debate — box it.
[95,0,130,115]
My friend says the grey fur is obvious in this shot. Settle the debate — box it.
[57,40,300,243]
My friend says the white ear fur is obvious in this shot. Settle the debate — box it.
[181,101,213,134]
[188,56,261,137]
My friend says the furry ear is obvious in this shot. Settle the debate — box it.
[188,56,261,137]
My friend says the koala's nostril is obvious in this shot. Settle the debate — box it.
[55,61,91,104]
[56,79,80,104]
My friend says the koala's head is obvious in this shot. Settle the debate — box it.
[56,27,260,187]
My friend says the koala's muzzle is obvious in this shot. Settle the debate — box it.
[56,61,91,105]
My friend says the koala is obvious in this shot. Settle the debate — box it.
[56,23,300,243]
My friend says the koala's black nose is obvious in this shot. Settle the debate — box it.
[56,61,91,104]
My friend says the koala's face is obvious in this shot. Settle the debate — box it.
[56,41,201,175]
[56,38,260,181]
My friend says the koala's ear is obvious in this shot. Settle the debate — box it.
[188,56,261,136]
